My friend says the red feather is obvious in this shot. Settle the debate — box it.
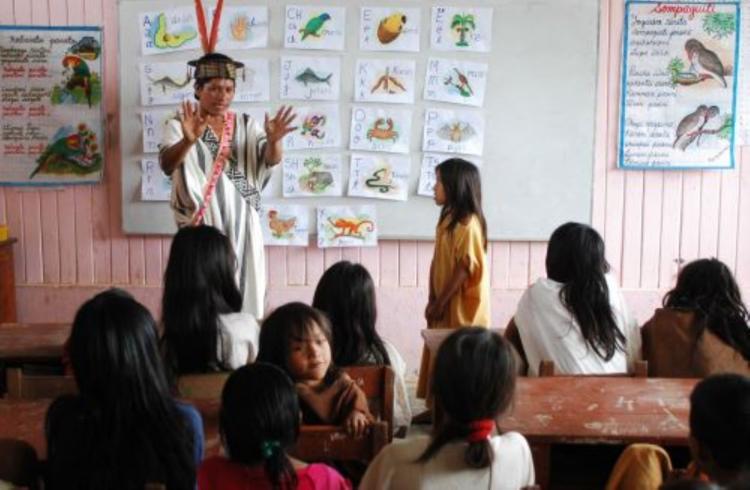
[208,0,224,53]
[194,0,210,53]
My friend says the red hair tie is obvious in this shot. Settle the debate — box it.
[467,419,495,443]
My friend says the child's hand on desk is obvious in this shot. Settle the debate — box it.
[345,410,371,438]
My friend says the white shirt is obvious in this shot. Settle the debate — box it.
[514,274,641,376]
[360,432,535,490]
[383,339,412,431]
[218,312,260,369]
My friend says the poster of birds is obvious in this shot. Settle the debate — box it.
[260,204,310,246]
[349,106,413,154]
[423,108,485,156]
[619,2,738,169]
[0,26,104,184]
[139,7,200,55]
[348,153,411,201]
[430,6,493,52]
[317,205,378,248]
[354,59,416,104]
[424,57,488,107]
[280,56,341,101]
[360,7,420,52]
[284,6,345,51]
[281,153,343,198]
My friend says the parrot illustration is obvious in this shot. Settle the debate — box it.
[62,55,92,107]
[299,13,331,40]
[30,124,101,179]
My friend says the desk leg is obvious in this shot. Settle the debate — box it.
[530,443,551,489]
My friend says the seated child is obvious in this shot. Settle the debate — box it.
[161,225,260,375]
[198,363,351,490]
[312,260,412,433]
[360,328,535,489]
[257,302,373,437]
[642,258,750,377]
[46,289,202,490]
[507,222,640,375]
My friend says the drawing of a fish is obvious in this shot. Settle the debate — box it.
[295,68,332,86]
[149,74,192,93]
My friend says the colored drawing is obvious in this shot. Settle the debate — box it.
[30,123,102,179]
[300,13,331,40]
[296,68,332,86]
[211,6,268,50]
[268,209,297,238]
[371,68,406,94]
[348,153,410,201]
[282,153,342,197]
[318,206,378,247]
[451,14,475,47]
[360,7,420,52]
[69,36,101,60]
[148,70,192,93]
[423,108,485,156]
[230,14,252,41]
[139,62,194,106]
[142,109,174,153]
[260,204,309,246]
[431,7,492,52]
[150,13,197,49]
[301,114,326,140]
[281,56,341,101]
[350,106,411,154]
[438,121,476,143]
[283,105,341,150]
[140,8,200,55]
[378,13,407,44]
[424,58,487,107]
[355,59,415,104]
[285,6,345,51]
[298,157,333,193]
[50,54,102,107]
[329,217,373,238]
[444,68,473,97]
[673,105,731,151]
[367,118,399,142]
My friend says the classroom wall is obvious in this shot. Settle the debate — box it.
[2,0,749,373]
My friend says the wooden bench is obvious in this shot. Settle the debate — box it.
[342,365,394,439]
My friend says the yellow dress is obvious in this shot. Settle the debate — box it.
[417,214,490,398]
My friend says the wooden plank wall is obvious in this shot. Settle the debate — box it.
[2,0,749,329]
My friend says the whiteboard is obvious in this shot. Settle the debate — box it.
[119,0,600,240]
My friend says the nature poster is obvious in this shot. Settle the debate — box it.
[0,26,104,184]
[284,5,346,51]
[424,57,488,107]
[360,7,420,52]
[417,153,481,197]
[619,2,738,169]
[260,204,309,246]
[317,205,378,248]
[139,7,200,56]
[422,108,485,156]
[280,56,341,101]
[282,153,343,197]
[349,106,412,154]
[282,105,341,150]
[348,153,411,201]
[139,61,193,106]
[354,59,416,104]
[430,6,493,52]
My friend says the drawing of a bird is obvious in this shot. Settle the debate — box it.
[268,210,297,238]
[685,39,727,88]
[299,13,331,40]
[696,105,720,147]
[62,55,92,107]
[673,105,713,151]
[453,68,473,95]
[29,125,100,179]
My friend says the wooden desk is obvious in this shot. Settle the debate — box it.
[502,377,697,489]
[0,323,70,364]
[0,238,18,323]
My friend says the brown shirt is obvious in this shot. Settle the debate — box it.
[296,373,373,425]
[641,308,750,378]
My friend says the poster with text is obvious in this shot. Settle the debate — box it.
[260,204,309,246]
[430,6,493,52]
[348,153,411,201]
[619,2,738,169]
[141,158,171,201]
[142,109,174,153]
[349,106,412,154]
[424,57,488,107]
[282,153,343,197]
[139,7,200,56]
[360,7,420,52]
[417,153,482,197]
[280,56,341,101]
[354,59,416,104]
[212,6,269,50]
[282,105,341,150]
[0,26,104,184]
[234,58,271,103]
[140,62,193,106]
[422,108,485,156]
[317,205,378,247]
[285,6,346,51]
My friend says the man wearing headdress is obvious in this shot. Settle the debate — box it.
[160,52,297,318]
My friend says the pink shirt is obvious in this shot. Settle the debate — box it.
[198,456,351,490]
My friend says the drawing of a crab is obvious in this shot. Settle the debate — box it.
[366,118,399,142]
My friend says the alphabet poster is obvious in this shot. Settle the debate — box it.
[317,205,378,247]
[260,204,309,246]
[282,105,341,150]
[360,7,420,52]
[141,109,173,153]
[430,6,493,52]
[348,153,411,201]
[141,158,171,201]
[284,6,346,51]
[349,106,412,154]
[282,153,343,197]
[212,6,269,50]
[422,108,485,156]
[354,59,416,104]
[424,57,488,107]
[139,7,199,55]
[417,153,482,197]
[280,56,341,101]
[619,2,739,169]
[0,26,104,184]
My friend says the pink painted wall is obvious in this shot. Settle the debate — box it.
[2,0,749,373]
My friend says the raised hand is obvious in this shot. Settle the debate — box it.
[179,100,208,144]
[264,105,298,144]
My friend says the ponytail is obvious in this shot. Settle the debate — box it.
[418,419,495,468]
[261,440,297,490]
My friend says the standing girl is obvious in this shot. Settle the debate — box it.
[418,158,490,398]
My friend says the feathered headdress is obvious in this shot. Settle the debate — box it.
[188,0,244,81]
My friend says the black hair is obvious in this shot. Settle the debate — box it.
[545,222,626,361]
[57,288,195,489]
[435,158,487,250]
[192,53,237,100]
[663,258,750,362]
[220,363,300,490]
[256,302,339,385]
[418,328,516,468]
[312,261,391,366]
[161,225,242,377]
[690,374,750,476]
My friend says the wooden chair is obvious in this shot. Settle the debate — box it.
[176,372,230,400]
[341,365,394,439]
[290,421,389,463]
[0,438,40,489]
[5,367,76,399]
[538,359,649,377]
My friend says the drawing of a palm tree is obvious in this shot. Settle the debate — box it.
[451,13,476,47]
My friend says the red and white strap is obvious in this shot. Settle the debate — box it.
[192,111,235,226]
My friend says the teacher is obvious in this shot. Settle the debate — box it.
[160,52,296,318]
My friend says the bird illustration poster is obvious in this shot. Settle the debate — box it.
[139,62,193,106]
[141,158,171,201]
[282,105,341,150]
[139,7,200,56]
[423,108,485,156]
[260,204,309,246]
[619,2,738,169]
[417,153,482,197]
[360,7,420,52]
[141,109,174,153]
[354,59,416,104]
[430,6,493,53]
[210,6,269,50]
[284,6,346,51]
[0,26,104,184]
[282,154,343,197]
[424,58,488,108]
[280,56,341,101]
[348,153,411,201]
[317,205,378,248]
[349,106,412,154]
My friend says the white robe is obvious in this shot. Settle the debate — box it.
[161,114,270,318]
